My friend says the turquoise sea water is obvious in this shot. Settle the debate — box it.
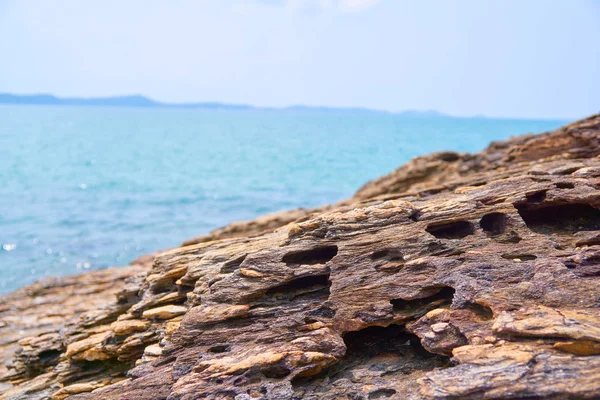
[0,105,567,293]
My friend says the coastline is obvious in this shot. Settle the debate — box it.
[1,114,600,399]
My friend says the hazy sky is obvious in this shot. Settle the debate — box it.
[1,0,599,119]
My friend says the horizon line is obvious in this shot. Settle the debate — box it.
[0,92,578,122]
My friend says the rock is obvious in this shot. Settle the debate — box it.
[182,208,326,245]
[143,344,163,357]
[141,305,187,320]
[492,306,600,342]
[554,340,600,356]
[0,265,146,397]
[110,320,148,336]
[65,332,112,361]
[51,382,105,400]
[1,114,600,399]
[421,342,600,399]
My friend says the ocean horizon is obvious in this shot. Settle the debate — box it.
[0,104,569,293]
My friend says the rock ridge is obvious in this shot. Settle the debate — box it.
[1,114,600,399]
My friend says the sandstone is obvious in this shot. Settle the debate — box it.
[51,382,105,400]
[141,305,187,320]
[492,306,600,342]
[1,115,600,399]
[65,332,112,361]
[143,344,163,357]
[554,340,600,356]
[110,320,148,336]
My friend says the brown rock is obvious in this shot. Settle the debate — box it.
[492,306,600,342]
[1,114,600,399]
[141,305,187,320]
[110,320,149,336]
[0,265,146,398]
[554,340,600,356]
[50,382,105,400]
[65,332,112,361]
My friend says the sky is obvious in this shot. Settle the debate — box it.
[0,0,598,119]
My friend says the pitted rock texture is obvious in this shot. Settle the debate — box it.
[1,114,600,400]
[0,265,146,399]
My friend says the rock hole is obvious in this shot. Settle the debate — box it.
[208,344,230,353]
[221,254,247,273]
[38,349,61,362]
[564,260,578,269]
[479,213,507,235]
[265,274,331,300]
[390,287,455,316]
[470,181,487,187]
[464,302,494,320]
[501,254,537,261]
[150,279,177,294]
[282,246,338,266]
[262,364,291,379]
[426,221,474,239]
[369,388,397,399]
[33,349,62,371]
[292,325,448,390]
[525,190,547,203]
[341,325,446,366]
[516,203,600,234]
[556,182,575,189]
[438,152,460,162]
[371,248,404,261]
[563,255,600,277]
[305,305,336,320]
[409,209,421,222]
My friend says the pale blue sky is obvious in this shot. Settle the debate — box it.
[0,0,598,119]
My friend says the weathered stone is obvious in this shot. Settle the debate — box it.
[143,344,163,357]
[0,265,146,398]
[141,305,187,320]
[50,382,105,400]
[110,320,148,336]
[65,332,112,361]
[1,115,600,399]
[493,306,600,342]
[554,340,600,355]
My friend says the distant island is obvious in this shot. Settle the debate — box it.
[0,93,447,117]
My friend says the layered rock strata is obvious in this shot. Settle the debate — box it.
[1,114,600,399]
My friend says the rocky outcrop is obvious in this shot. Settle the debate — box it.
[1,114,600,399]
[0,265,146,399]
[181,208,328,246]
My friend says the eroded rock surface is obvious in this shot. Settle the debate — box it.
[2,115,600,399]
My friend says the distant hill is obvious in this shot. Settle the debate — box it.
[0,93,447,116]
[0,93,254,110]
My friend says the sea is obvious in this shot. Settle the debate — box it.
[0,105,568,294]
